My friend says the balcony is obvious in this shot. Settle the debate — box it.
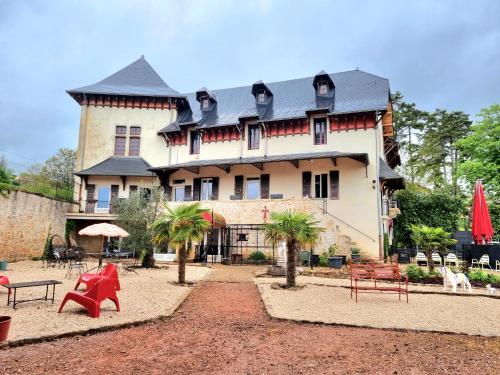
[66,200,118,220]
[382,199,400,218]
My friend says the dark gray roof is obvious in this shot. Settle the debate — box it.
[150,151,369,173]
[160,70,389,133]
[67,56,184,99]
[75,156,155,177]
[379,158,405,189]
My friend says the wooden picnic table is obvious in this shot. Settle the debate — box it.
[1,280,62,309]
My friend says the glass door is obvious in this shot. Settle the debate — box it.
[96,186,111,213]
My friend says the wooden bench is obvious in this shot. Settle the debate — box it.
[350,262,408,303]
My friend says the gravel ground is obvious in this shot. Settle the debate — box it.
[0,261,211,342]
[0,281,498,375]
[257,278,500,336]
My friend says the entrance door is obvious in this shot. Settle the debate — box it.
[96,186,111,213]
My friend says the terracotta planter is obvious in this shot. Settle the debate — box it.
[0,316,11,342]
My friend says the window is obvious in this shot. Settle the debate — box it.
[314,118,327,145]
[114,136,126,155]
[246,177,260,200]
[190,131,201,154]
[201,97,209,109]
[116,126,127,135]
[257,92,266,104]
[314,174,328,198]
[130,126,141,136]
[201,178,213,200]
[129,137,140,156]
[318,83,328,95]
[248,124,260,150]
[174,187,185,201]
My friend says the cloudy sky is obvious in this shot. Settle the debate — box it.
[1,0,499,172]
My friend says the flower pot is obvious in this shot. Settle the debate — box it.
[0,316,11,342]
[0,261,7,271]
[328,256,343,269]
[351,254,361,263]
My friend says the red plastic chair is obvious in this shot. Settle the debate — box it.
[58,277,120,318]
[74,263,120,291]
[0,276,11,295]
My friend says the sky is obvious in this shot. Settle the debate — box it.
[0,0,499,172]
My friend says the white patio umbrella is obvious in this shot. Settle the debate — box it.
[79,223,129,270]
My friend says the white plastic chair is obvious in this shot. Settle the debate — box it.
[471,254,491,269]
[432,252,442,266]
[444,253,460,267]
[415,251,428,266]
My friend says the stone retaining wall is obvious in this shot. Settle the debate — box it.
[0,190,75,260]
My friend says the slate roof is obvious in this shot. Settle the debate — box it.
[67,56,184,99]
[379,158,405,189]
[160,69,389,133]
[75,156,155,177]
[150,151,369,172]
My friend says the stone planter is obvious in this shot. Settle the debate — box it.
[0,261,7,271]
[351,253,361,263]
[0,316,11,342]
[328,256,343,269]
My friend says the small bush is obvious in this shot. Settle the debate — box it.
[319,252,329,267]
[468,269,500,283]
[405,264,426,279]
[248,251,266,261]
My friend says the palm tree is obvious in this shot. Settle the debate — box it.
[264,210,323,288]
[152,203,210,284]
[410,224,457,272]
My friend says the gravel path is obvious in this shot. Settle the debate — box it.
[1,281,499,374]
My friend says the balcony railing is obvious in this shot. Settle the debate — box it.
[382,199,398,216]
[73,200,117,214]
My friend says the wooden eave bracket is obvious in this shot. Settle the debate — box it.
[251,162,264,171]
[289,160,299,168]
[183,166,200,174]
[120,176,127,190]
[216,164,231,174]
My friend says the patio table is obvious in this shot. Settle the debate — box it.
[2,280,62,309]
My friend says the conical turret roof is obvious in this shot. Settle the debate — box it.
[67,56,183,98]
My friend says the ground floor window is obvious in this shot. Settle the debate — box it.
[314,173,328,198]
[174,187,185,201]
[201,178,213,200]
[246,177,260,199]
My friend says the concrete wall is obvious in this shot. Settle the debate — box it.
[0,191,75,260]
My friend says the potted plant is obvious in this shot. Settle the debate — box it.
[0,257,8,271]
[351,246,361,263]
[328,244,343,269]
[0,316,11,342]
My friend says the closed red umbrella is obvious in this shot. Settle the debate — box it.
[471,180,494,244]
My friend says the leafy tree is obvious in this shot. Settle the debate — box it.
[114,187,163,268]
[393,189,464,247]
[40,148,76,188]
[416,109,472,193]
[455,104,500,200]
[152,203,210,284]
[0,156,17,197]
[410,225,457,272]
[392,91,427,184]
[264,210,323,288]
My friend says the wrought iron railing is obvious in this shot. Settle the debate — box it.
[74,200,116,214]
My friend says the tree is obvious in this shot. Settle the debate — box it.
[416,109,472,193]
[455,104,500,200]
[410,225,457,272]
[114,188,163,268]
[0,156,16,197]
[152,203,210,284]
[40,148,76,188]
[264,210,323,288]
[392,91,427,184]
[393,189,464,247]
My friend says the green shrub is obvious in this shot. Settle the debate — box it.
[319,252,329,267]
[328,244,339,256]
[248,251,266,261]
[405,264,427,279]
[468,269,500,283]
[351,247,360,255]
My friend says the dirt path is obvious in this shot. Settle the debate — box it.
[0,277,499,374]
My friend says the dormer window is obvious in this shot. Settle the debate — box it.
[318,82,328,96]
[201,97,209,109]
[257,92,266,104]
